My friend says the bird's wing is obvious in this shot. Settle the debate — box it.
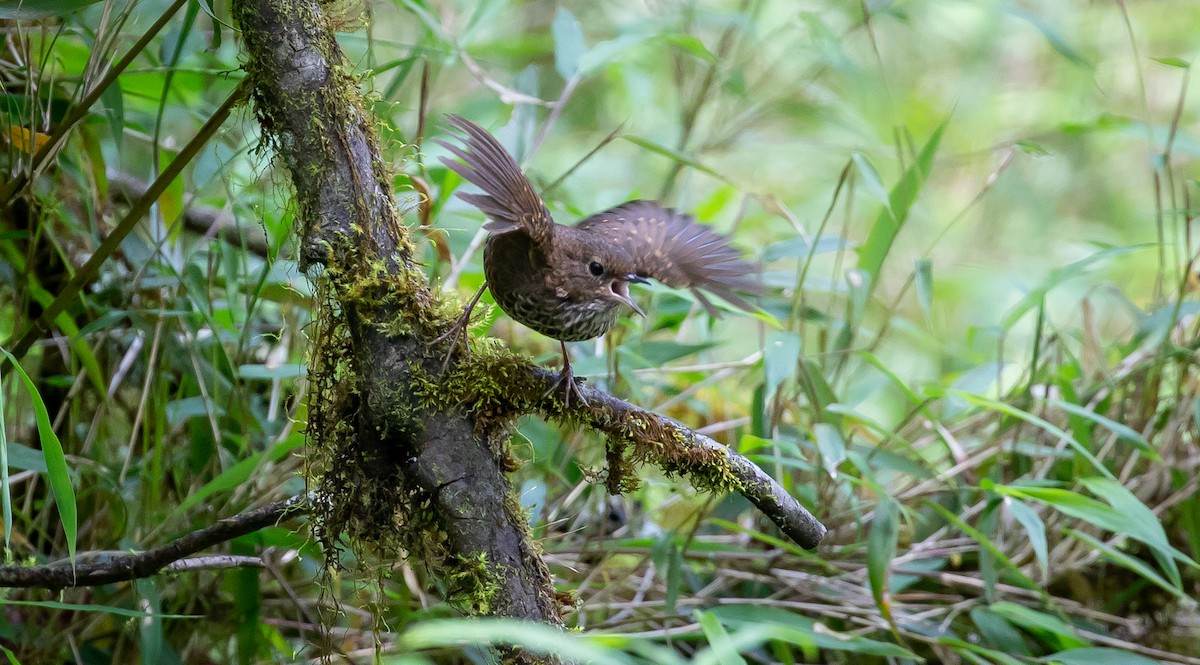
[574,200,760,315]
[437,115,555,248]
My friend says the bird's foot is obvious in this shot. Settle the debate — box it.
[429,283,487,372]
[429,308,473,372]
[548,365,589,409]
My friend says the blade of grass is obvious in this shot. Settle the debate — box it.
[942,388,1115,481]
[0,348,76,569]
[858,119,948,299]
[0,367,9,550]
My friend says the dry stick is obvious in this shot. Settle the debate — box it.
[0,494,308,590]
[107,172,271,258]
[0,81,250,369]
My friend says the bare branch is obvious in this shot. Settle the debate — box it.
[108,172,271,258]
[0,495,308,590]
[165,555,266,572]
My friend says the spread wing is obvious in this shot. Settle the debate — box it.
[574,200,760,315]
[437,115,555,248]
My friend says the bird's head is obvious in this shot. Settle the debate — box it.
[552,239,649,316]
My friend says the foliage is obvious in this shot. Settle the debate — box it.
[1,0,1199,663]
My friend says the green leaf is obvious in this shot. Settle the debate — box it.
[1066,530,1189,601]
[0,0,104,18]
[812,423,846,478]
[1076,478,1176,555]
[401,618,639,664]
[995,479,1194,583]
[3,441,48,472]
[622,135,730,183]
[763,235,853,262]
[0,598,197,619]
[621,340,717,366]
[857,351,922,406]
[0,349,76,568]
[100,76,125,153]
[989,601,1090,650]
[1001,244,1150,329]
[551,8,587,80]
[1042,647,1168,664]
[867,498,898,621]
[1151,57,1190,68]
[1004,8,1091,68]
[652,536,683,615]
[970,607,1032,655]
[0,368,9,549]
[665,34,716,62]
[237,363,307,380]
[914,258,933,322]
[709,605,918,658]
[171,434,303,519]
[763,331,801,404]
[945,389,1115,480]
[1043,398,1158,460]
[926,501,1042,594]
[857,120,946,294]
[695,610,747,665]
[577,34,652,75]
[1004,498,1048,582]
[851,153,892,212]
[136,578,169,665]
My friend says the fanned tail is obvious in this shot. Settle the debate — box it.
[438,115,555,246]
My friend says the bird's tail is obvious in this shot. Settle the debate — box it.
[438,115,554,243]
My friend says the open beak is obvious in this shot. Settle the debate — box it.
[610,278,646,317]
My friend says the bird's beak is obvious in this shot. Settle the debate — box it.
[610,279,646,317]
[625,274,650,285]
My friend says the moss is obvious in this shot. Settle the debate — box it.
[592,405,744,497]
[305,273,437,561]
[445,552,503,614]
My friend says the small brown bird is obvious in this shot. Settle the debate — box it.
[438,115,759,406]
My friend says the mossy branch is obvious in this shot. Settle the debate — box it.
[420,346,826,550]
[232,2,565,661]
[529,369,826,550]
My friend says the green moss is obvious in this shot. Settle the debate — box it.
[446,552,502,614]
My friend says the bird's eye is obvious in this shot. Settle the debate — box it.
[588,261,604,276]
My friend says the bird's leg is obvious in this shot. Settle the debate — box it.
[431,282,487,371]
[549,340,589,408]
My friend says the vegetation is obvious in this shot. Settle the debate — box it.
[1,0,1198,663]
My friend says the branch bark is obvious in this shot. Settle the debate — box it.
[0,495,307,590]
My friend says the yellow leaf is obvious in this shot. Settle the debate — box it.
[5,126,52,153]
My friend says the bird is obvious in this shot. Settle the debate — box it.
[436,114,759,407]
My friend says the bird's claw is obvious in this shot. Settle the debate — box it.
[548,367,589,409]
[429,312,472,372]
[429,284,488,373]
